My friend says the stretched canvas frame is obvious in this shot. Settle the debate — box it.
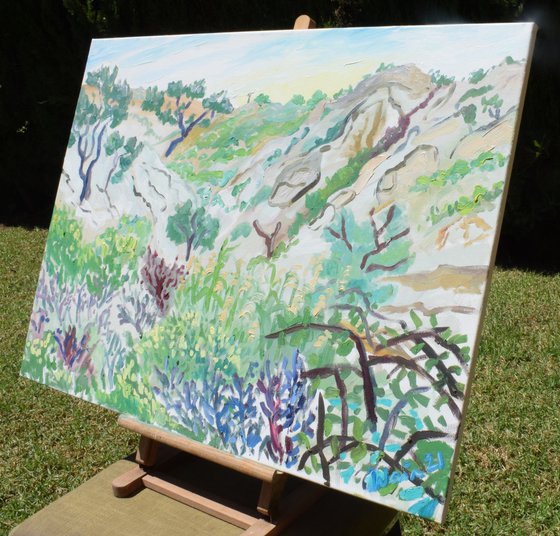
[22,24,536,522]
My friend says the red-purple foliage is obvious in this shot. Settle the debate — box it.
[256,351,310,465]
[53,326,94,375]
[140,246,184,314]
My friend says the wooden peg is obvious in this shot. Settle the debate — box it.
[112,465,147,497]
[293,15,316,30]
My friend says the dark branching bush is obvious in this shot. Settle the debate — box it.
[53,325,93,375]
[140,247,184,314]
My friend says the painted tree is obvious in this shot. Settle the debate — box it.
[68,66,132,202]
[166,200,220,262]
[141,79,234,157]
[140,247,184,315]
[98,133,143,192]
[254,93,271,106]
[252,219,281,258]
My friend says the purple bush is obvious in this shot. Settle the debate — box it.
[140,247,184,314]
[256,350,314,467]
[53,326,94,375]
[152,352,314,468]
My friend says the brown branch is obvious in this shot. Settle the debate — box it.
[421,339,464,401]
[266,322,377,423]
[369,88,437,160]
[385,328,465,401]
[338,286,374,312]
[365,256,409,273]
[433,334,469,370]
[326,226,342,241]
[331,304,375,350]
[360,204,407,270]
[327,215,353,252]
[315,394,331,484]
[367,207,381,250]
[327,437,386,467]
[299,430,447,504]
[252,219,281,258]
[266,322,349,340]
[340,216,353,252]
[385,328,447,347]
[394,430,449,464]
[376,327,467,404]
[368,353,462,420]
[334,368,348,437]
[360,227,411,270]
[301,365,362,379]
[377,204,396,236]
[349,331,377,424]
[386,327,468,372]
[337,287,408,329]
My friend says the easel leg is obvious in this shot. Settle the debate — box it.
[136,435,160,466]
[257,472,287,520]
[112,435,159,497]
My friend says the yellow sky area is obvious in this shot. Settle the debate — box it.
[227,58,379,106]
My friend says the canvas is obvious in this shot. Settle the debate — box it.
[22,24,536,522]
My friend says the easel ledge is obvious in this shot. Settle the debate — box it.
[113,414,324,535]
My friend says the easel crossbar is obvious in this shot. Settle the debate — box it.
[143,473,261,529]
[119,415,278,482]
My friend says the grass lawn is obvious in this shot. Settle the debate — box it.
[1,226,558,535]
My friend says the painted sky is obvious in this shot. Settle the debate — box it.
[86,24,534,106]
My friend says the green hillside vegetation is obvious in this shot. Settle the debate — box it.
[168,99,317,185]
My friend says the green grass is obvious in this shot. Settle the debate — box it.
[402,269,560,535]
[0,226,137,535]
[1,226,559,535]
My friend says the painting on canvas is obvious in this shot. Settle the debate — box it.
[21,24,535,522]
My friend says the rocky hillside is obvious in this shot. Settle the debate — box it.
[58,59,524,321]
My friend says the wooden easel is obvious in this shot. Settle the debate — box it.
[112,15,323,536]
[113,416,325,535]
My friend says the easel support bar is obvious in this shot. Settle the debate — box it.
[143,473,261,529]
[119,415,279,482]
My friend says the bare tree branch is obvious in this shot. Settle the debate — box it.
[360,227,410,270]
[394,430,449,464]
[327,214,353,252]
[266,322,377,423]
[385,328,448,347]
[253,219,282,258]
[365,257,409,273]
[331,303,375,350]
[337,286,408,329]
[367,353,462,419]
